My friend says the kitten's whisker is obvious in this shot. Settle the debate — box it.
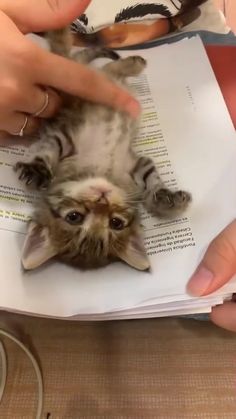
[126,193,141,199]
[128,198,141,202]
[126,200,145,203]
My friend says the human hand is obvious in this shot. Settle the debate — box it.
[0,0,140,137]
[188,220,236,332]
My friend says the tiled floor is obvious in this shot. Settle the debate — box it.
[215,0,236,32]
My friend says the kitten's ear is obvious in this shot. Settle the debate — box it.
[22,221,57,270]
[117,230,150,271]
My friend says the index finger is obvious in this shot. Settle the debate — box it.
[1,0,91,33]
[36,48,141,118]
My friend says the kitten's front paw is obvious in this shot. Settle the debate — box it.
[149,188,191,218]
[15,157,52,189]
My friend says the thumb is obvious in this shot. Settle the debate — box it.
[0,0,91,33]
[187,220,236,296]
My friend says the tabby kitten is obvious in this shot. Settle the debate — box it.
[16,28,191,271]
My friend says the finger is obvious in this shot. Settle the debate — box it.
[0,0,91,33]
[188,220,236,296]
[0,131,31,147]
[210,301,236,332]
[2,112,40,136]
[37,51,140,118]
[19,87,61,118]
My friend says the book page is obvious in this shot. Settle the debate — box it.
[130,71,196,258]
[0,145,36,234]
[0,36,236,318]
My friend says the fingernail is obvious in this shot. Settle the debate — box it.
[125,99,141,118]
[187,266,214,296]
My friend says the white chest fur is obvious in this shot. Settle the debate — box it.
[73,113,134,175]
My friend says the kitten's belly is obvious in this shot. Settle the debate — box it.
[74,119,133,173]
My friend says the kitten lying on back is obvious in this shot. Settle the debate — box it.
[15,28,191,271]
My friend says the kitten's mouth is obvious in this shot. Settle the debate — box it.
[90,185,111,196]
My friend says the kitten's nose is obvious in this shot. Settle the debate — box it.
[93,193,109,213]
[97,193,108,205]
[91,186,110,202]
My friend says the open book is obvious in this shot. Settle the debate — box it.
[0,36,236,320]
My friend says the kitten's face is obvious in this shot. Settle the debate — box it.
[22,177,150,271]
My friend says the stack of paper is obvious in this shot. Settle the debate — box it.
[0,36,236,320]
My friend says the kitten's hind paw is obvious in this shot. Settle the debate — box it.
[15,157,52,189]
[105,55,146,78]
[120,56,147,76]
[147,188,191,218]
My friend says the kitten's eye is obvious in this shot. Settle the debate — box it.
[65,211,85,225]
[109,217,125,230]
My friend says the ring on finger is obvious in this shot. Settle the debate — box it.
[33,91,49,117]
[10,115,29,137]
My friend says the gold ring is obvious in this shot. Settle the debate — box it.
[11,115,28,137]
[33,91,49,117]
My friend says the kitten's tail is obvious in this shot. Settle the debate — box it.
[47,27,120,63]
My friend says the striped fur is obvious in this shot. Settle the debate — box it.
[16,28,191,271]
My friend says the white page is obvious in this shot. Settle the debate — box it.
[0,37,236,317]
[95,302,219,317]
[111,297,225,314]
[68,307,212,321]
